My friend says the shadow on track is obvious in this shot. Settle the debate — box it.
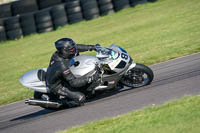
[10,109,56,121]
[0,109,58,131]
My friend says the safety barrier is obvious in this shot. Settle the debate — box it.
[0,0,156,41]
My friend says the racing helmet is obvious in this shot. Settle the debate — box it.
[55,38,77,59]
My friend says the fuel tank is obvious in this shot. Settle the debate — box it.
[70,55,99,77]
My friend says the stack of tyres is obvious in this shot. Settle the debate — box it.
[51,4,68,29]
[147,0,157,2]
[98,0,114,16]
[4,16,23,40]
[11,0,38,16]
[65,0,83,24]
[129,0,147,7]
[81,0,100,20]
[112,0,130,12]
[35,9,54,33]
[20,13,37,36]
[0,3,12,19]
[0,19,7,41]
[37,0,62,10]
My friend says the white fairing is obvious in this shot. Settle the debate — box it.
[19,68,49,93]
[108,44,131,72]
[70,55,99,77]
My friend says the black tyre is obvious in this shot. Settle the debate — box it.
[0,3,12,18]
[22,26,37,36]
[120,63,154,88]
[4,17,21,31]
[37,21,53,29]
[147,0,156,2]
[98,0,112,5]
[51,4,67,18]
[83,8,99,20]
[83,8,99,16]
[65,0,80,8]
[66,6,82,15]
[4,17,19,25]
[99,3,114,12]
[51,4,65,12]
[22,20,36,28]
[68,12,83,24]
[20,13,36,27]
[37,0,62,9]
[51,11,67,19]
[0,19,4,26]
[53,16,68,24]
[0,26,5,32]
[20,13,36,36]
[81,1,98,10]
[35,10,52,23]
[6,28,23,40]
[81,0,95,5]
[21,19,36,28]
[113,0,130,11]
[11,0,38,15]
[0,30,7,41]
[53,17,68,29]
[5,23,20,31]
[34,91,43,99]
[84,13,99,20]
[129,0,147,7]
[38,27,54,33]
[100,9,114,16]
[11,0,37,7]
[12,6,38,16]
[54,23,67,29]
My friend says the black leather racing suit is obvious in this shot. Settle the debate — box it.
[46,44,96,106]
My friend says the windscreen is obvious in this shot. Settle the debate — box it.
[96,46,119,60]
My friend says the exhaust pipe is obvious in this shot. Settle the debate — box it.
[25,98,62,109]
[94,85,108,91]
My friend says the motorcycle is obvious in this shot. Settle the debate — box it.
[19,44,154,109]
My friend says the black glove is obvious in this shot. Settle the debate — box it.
[87,72,100,83]
[95,44,101,51]
[89,44,101,51]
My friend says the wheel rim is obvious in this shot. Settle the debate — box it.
[121,69,150,87]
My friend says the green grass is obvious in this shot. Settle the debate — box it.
[58,95,200,133]
[0,0,200,105]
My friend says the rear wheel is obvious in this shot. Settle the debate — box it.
[34,91,43,99]
[33,91,61,110]
[120,63,154,88]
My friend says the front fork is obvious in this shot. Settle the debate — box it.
[125,62,136,75]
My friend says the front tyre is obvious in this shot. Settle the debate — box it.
[120,63,154,88]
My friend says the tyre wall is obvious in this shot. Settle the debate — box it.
[0,0,156,41]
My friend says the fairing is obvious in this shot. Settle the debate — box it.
[19,68,49,93]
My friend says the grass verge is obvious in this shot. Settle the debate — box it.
[0,0,200,105]
[58,95,200,133]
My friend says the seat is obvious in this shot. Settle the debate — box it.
[37,69,46,81]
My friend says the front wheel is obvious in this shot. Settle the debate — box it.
[120,63,154,88]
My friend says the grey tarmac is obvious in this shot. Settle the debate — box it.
[0,52,200,133]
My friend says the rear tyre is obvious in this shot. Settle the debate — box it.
[33,91,60,110]
[120,63,154,88]
[34,91,43,99]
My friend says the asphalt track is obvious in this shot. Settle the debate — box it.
[0,53,200,133]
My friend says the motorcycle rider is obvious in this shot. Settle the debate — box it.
[45,38,100,107]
